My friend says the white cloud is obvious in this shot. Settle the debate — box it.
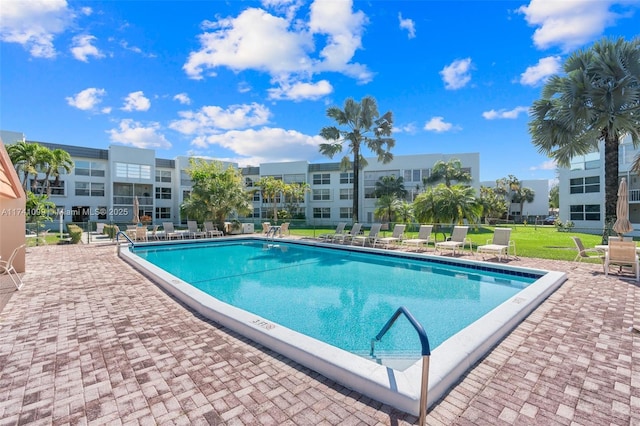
[530,159,557,171]
[440,58,473,90]
[398,13,416,39]
[66,87,107,111]
[191,127,324,164]
[393,122,418,134]
[183,0,371,100]
[520,56,562,86]
[267,79,333,101]
[0,0,73,58]
[80,7,92,16]
[107,119,171,149]
[424,117,457,133]
[169,103,271,134]
[173,93,191,105]
[482,106,530,120]
[70,34,104,62]
[518,0,622,51]
[121,91,151,112]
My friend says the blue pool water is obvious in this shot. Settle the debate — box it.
[131,240,539,361]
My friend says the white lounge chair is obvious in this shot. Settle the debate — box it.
[334,223,362,244]
[187,221,206,239]
[435,226,470,256]
[352,223,382,246]
[477,228,515,261]
[375,224,406,249]
[0,243,26,290]
[163,222,183,240]
[204,221,223,237]
[402,225,433,252]
[604,240,639,281]
[319,223,346,242]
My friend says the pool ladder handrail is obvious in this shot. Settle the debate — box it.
[115,230,135,254]
[371,306,431,426]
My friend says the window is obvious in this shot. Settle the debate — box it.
[570,176,600,194]
[155,207,171,219]
[313,173,330,185]
[253,191,260,202]
[245,177,254,187]
[340,172,354,184]
[75,182,90,196]
[403,169,429,182]
[339,207,353,219]
[155,187,172,200]
[339,188,353,200]
[75,161,105,177]
[30,179,65,196]
[155,170,172,183]
[76,182,104,196]
[115,162,151,179]
[313,189,331,201]
[284,174,306,184]
[96,206,107,220]
[570,204,601,221]
[313,207,331,218]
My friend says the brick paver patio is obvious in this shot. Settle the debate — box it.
[1,243,638,425]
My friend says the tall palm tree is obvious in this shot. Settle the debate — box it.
[512,187,535,220]
[494,175,521,219]
[43,148,74,196]
[319,96,394,222]
[529,37,640,231]
[423,158,472,188]
[256,176,287,222]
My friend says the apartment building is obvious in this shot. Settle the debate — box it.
[557,134,638,235]
[1,130,550,226]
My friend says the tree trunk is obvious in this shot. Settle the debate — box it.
[352,145,360,224]
[603,132,620,243]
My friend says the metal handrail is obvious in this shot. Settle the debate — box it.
[371,306,431,426]
[115,230,135,254]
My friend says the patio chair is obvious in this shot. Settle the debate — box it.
[402,225,433,252]
[163,222,183,240]
[204,221,224,237]
[352,223,382,246]
[435,226,470,256]
[278,222,290,237]
[318,223,346,241]
[571,236,603,262]
[477,228,515,261]
[262,222,271,235]
[187,221,206,239]
[1,243,26,290]
[604,240,639,281]
[375,224,406,249]
[333,223,362,244]
[135,226,148,242]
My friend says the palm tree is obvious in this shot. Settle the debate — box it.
[494,175,521,219]
[413,184,482,225]
[373,175,407,199]
[256,176,287,222]
[7,141,41,190]
[423,158,472,188]
[512,187,535,221]
[319,96,394,222]
[479,186,507,223]
[529,37,640,232]
[374,195,402,223]
[43,148,74,196]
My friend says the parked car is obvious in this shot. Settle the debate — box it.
[543,215,558,225]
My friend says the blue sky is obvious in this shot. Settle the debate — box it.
[1,0,639,184]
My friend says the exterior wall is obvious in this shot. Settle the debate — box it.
[480,179,551,218]
[0,139,26,273]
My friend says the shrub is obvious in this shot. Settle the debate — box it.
[66,224,83,243]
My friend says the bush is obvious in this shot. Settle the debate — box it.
[66,224,83,244]
[555,220,575,232]
[103,224,117,239]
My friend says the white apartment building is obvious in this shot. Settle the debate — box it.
[558,134,638,235]
[1,130,550,226]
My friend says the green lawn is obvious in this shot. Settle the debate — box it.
[289,224,607,262]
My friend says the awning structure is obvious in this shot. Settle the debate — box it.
[0,141,23,200]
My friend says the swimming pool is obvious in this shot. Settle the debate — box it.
[119,237,566,415]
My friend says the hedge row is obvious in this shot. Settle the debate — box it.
[66,224,83,244]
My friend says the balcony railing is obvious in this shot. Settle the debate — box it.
[630,189,640,202]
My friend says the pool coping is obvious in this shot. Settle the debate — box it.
[118,236,567,416]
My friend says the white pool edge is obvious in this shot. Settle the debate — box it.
[118,238,567,416]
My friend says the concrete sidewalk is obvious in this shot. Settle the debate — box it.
[1,244,638,425]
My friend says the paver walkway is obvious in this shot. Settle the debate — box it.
[0,243,638,425]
